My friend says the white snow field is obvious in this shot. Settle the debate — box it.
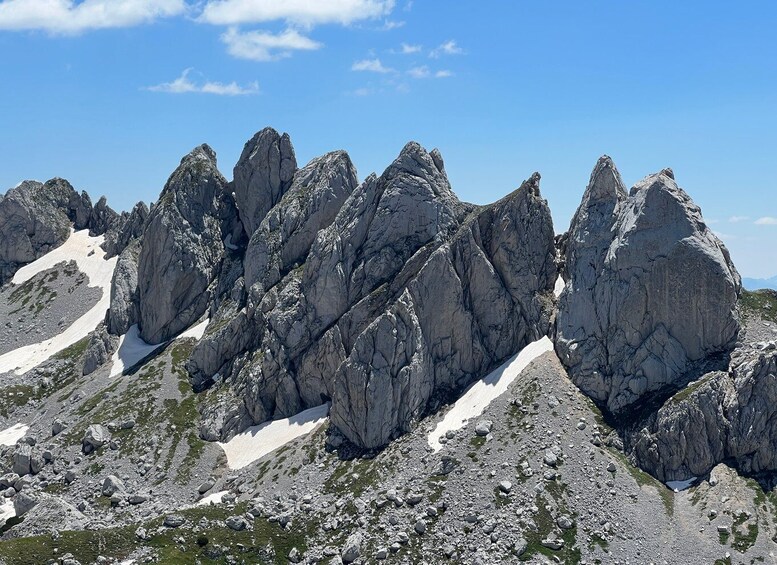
[109,319,209,377]
[0,230,117,376]
[219,404,330,470]
[0,423,29,446]
[428,336,554,452]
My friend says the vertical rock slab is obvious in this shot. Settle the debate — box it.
[137,145,229,344]
[233,127,297,238]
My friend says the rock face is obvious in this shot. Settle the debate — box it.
[103,201,149,258]
[233,127,297,237]
[107,241,142,336]
[192,135,557,449]
[631,347,777,481]
[83,323,118,375]
[0,178,118,284]
[137,145,232,344]
[555,157,741,414]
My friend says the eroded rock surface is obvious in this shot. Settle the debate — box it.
[555,157,740,414]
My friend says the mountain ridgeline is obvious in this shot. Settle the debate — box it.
[3,127,774,488]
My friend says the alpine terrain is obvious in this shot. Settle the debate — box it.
[0,127,775,565]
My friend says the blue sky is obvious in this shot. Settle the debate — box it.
[0,1,775,277]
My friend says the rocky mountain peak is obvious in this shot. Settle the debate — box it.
[233,127,297,237]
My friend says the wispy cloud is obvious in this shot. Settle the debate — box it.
[200,0,396,27]
[755,216,777,225]
[407,65,453,79]
[146,69,259,96]
[380,19,404,30]
[221,27,322,61]
[352,58,395,73]
[0,0,186,34]
[728,215,750,223]
[430,39,463,58]
[398,42,421,54]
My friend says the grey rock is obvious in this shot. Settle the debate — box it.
[101,475,125,497]
[103,201,149,258]
[82,424,111,454]
[340,531,362,563]
[555,157,740,413]
[632,349,777,480]
[163,514,185,528]
[52,419,65,436]
[106,241,142,335]
[233,127,297,237]
[475,421,493,437]
[137,144,231,343]
[0,180,74,284]
[83,323,117,375]
[89,195,119,236]
[12,445,42,476]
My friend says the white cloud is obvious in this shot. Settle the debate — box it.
[728,215,750,223]
[0,0,186,34]
[755,217,777,225]
[380,19,404,30]
[399,42,421,54]
[200,0,395,27]
[407,66,453,79]
[407,65,429,78]
[221,27,322,61]
[430,39,463,58]
[146,69,259,96]
[352,58,394,73]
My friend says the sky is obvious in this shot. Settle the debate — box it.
[0,1,775,278]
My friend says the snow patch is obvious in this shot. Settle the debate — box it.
[196,490,230,506]
[223,234,238,251]
[0,499,15,525]
[179,318,209,341]
[109,325,163,378]
[666,477,697,492]
[109,319,209,377]
[218,404,330,470]
[428,337,554,452]
[554,276,565,297]
[0,423,28,446]
[0,230,117,375]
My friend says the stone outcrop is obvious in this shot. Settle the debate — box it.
[106,241,141,336]
[233,127,297,237]
[555,157,740,414]
[103,201,149,258]
[192,135,557,449]
[83,323,118,375]
[0,178,118,284]
[136,145,232,344]
[631,346,777,481]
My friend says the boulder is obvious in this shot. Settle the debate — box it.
[82,424,111,454]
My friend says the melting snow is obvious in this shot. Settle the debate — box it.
[0,230,117,375]
[554,276,565,297]
[196,490,230,506]
[666,477,697,492]
[109,325,163,378]
[0,423,28,446]
[428,337,554,452]
[0,499,15,525]
[109,319,209,377]
[219,404,330,470]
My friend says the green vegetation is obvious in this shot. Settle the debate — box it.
[668,373,714,405]
[0,503,308,565]
[518,494,581,564]
[740,289,777,323]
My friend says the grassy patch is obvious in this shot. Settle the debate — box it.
[740,290,777,323]
[0,503,309,565]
